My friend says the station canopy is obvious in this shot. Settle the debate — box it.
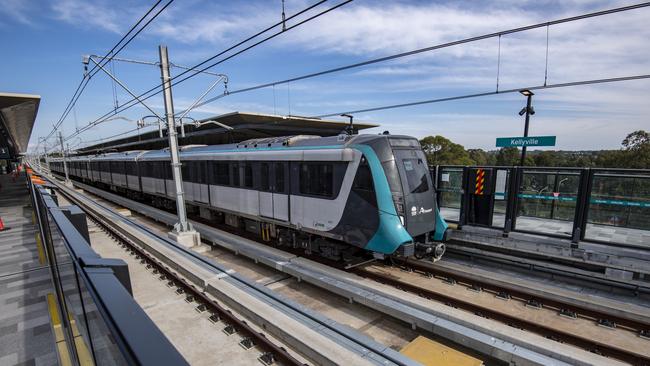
[77,112,379,154]
[0,92,40,159]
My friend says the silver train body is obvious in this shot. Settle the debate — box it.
[50,134,448,260]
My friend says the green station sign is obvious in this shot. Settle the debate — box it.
[496,135,556,147]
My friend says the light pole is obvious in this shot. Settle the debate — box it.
[518,89,535,166]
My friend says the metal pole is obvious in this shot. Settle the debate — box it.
[42,144,48,172]
[58,131,70,183]
[176,74,228,138]
[88,58,164,122]
[159,45,190,233]
[520,94,532,166]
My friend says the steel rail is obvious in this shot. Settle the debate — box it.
[352,259,650,365]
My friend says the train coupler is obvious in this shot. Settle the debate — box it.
[414,242,446,262]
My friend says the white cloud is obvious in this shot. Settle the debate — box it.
[0,0,35,25]
[51,0,130,33]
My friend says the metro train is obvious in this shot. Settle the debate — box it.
[50,133,448,261]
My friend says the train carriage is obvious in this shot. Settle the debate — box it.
[51,133,448,261]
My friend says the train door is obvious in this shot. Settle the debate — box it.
[258,162,289,221]
[259,163,274,218]
[272,162,289,221]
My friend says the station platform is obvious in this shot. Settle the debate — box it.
[440,206,650,282]
[440,207,650,247]
[0,173,59,365]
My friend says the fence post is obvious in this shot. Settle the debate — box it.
[503,166,520,237]
[572,168,594,245]
[458,166,470,229]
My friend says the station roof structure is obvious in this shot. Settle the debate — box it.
[77,111,379,154]
[0,92,40,159]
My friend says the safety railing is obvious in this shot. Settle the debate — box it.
[433,166,650,248]
[27,176,187,365]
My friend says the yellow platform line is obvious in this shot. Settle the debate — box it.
[401,335,483,366]
[69,312,94,365]
[46,293,95,366]
[47,293,72,366]
[35,232,46,265]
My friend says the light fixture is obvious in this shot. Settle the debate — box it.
[519,89,534,97]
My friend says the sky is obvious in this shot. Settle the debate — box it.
[1,0,649,152]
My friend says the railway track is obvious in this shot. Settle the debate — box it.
[352,260,650,365]
[48,175,637,366]
[89,215,303,366]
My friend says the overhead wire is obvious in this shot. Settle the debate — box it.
[187,1,650,112]
[312,74,650,118]
[42,0,172,144]
[65,0,351,143]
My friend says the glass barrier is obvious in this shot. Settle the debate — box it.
[585,172,650,246]
[44,201,128,365]
[436,167,463,222]
[515,169,580,237]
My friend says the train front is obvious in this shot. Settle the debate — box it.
[356,134,448,261]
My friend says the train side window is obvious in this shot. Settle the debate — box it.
[243,162,253,188]
[231,163,240,187]
[275,163,285,193]
[111,161,122,175]
[213,162,229,185]
[164,162,173,180]
[126,162,137,176]
[197,162,206,184]
[353,159,373,191]
[181,162,190,182]
[299,163,333,197]
[352,158,377,207]
[190,162,199,183]
[260,163,270,191]
[158,162,166,179]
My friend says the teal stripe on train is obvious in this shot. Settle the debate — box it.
[351,144,413,254]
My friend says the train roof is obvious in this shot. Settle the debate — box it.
[91,151,146,161]
[77,111,380,154]
[70,133,420,162]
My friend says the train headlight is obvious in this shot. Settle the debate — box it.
[399,215,405,226]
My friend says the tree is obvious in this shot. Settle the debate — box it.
[533,151,561,167]
[495,147,521,166]
[622,130,649,150]
[620,130,650,169]
[419,135,473,165]
[467,149,491,166]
